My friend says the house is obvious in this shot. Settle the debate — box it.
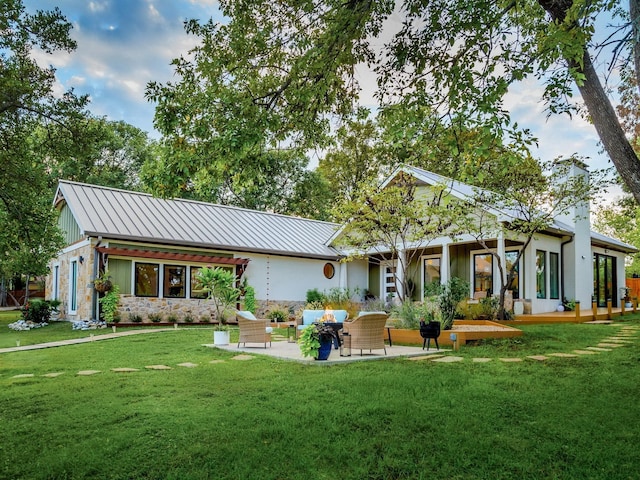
[333,163,636,314]
[47,180,367,322]
[47,162,635,321]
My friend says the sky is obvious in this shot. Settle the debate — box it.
[23,1,622,201]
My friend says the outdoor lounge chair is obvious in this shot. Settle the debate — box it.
[342,312,389,356]
[236,311,273,348]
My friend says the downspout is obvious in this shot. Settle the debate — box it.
[560,235,574,302]
[91,236,103,320]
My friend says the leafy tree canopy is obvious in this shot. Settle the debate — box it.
[150,0,640,205]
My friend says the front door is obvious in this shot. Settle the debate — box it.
[593,254,617,307]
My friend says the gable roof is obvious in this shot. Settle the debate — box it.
[329,165,637,254]
[55,180,342,260]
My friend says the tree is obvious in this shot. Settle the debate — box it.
[594,195,640,276]
[0,1,86,303]
[463,157,601,319]
[317,108,385,207]
[40,118,156,192]
[334,171,466,303]
[163,2,640,204]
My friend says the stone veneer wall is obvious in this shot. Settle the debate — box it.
[113,297,308,323]
[46,241,96,321]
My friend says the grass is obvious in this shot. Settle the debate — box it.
[1,314,640,479]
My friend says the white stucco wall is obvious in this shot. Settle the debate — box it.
[242,254,338,302]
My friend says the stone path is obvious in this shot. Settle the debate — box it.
[1,325,638,379]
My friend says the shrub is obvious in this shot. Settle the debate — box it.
[183,314,195,323]
[99,285,120,323]
[243,285,256,314]
[306,288,326,304]
[390,301,437,329]
[438,277,469,330]
[148,313,163,323]
[166,313,179,323]
[266,305,288,322]
[21,299,52,323]
[129,313,143,323]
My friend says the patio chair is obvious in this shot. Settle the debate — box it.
[236,311,273,348]
[342,312,389,356]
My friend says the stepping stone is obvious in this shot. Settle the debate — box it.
[42,372,65,377]
[408,355,444,361]
[527,355,549,361]
[209,359,225,364]
[574,350,598,355]
[12,374,34,378]
[472,358,492,363]
[77,370,101,376]
[111,368,140,373]
[499,357,523,362]
[232,354,255,361]
[603,339,632,343]
[431,356,464,363]
[587,347,611,352]
[145,365,172,370]
[597,343,625,348]
[177,362,198,368]
[548,353,578,358]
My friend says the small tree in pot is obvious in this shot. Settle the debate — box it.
[195,267,240,339]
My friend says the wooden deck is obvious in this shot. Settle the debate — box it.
[502,304,635,325]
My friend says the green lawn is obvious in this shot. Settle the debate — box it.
[1,316,640,479]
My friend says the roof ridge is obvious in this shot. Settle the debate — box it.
[57,180,339,226]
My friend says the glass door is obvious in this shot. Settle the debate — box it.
[593,254,617,307]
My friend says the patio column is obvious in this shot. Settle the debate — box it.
[440,242,450,285]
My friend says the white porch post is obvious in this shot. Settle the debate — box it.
[496,233,506,296]
[440,242,450,285]
[339,261,347,290]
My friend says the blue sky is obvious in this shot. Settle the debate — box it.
[23,1,619,200]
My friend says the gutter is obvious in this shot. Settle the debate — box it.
[91,236,102,321]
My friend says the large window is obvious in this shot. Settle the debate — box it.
[135,263,159,297]
[550,252,559,299]
[164,265,186,298]
[474,253,493,295]
[190,266,208,299]
[505,251,520,299]
[69,259,78,314]
[423,257,441,295]
[536,250,546,299]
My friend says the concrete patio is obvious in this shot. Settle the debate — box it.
[207,339,447,364]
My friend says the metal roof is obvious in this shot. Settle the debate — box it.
[55,180,342,260]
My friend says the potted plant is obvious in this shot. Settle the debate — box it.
[195,266,240,345]
[298,322,338,360]
[93,270,113,293]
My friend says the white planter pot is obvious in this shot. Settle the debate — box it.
[213,330,230,346]
[625,302,632,308]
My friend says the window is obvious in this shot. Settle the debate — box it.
[135,263,159,297]
[505,251,520,299]
[550,252,559,299]
[382,263,396,298]
[69,259,78,314]
[423,257,441,295]
[190,266,208,299]
[536,250,546,299]
[474,253,493,295]
[323,263,335,279]
[164,265,186,298]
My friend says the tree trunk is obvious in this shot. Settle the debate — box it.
[539,0,640,203]
[631,0,640,94]
[570,51,640,204]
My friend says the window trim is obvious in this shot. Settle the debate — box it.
[68,257,79,315]
[549,252,560,300]
[471,251,494,297]
[536,250,547,299]
[421,254,441,300]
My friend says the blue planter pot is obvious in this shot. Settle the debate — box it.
[316,338,333,360]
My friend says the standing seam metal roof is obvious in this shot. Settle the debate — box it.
[56,180,342,259]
